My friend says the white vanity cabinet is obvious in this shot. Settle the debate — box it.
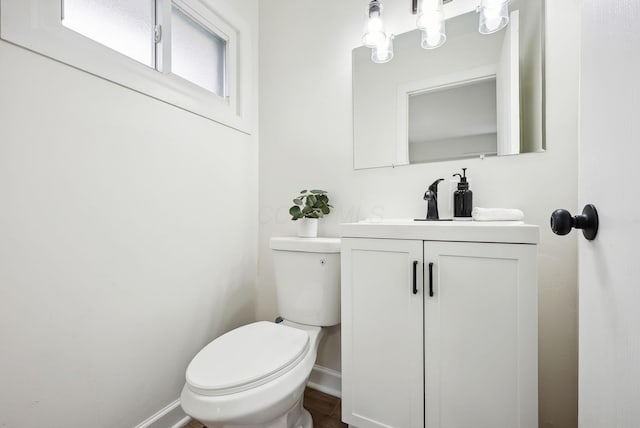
[340,222,538,428]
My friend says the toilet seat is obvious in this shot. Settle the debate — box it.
[185,321,310,396]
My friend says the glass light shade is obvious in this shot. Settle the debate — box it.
[419,19,446,49]
[417,0,446,49]
[421,28,446,49]
[479,0,510,34]
[363,15,386,48]
[371,34,394,63]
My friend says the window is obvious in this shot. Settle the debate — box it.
[62,0,156,68]
[0,0,251,132]
[171,5,226,97]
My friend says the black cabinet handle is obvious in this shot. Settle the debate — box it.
[428,262,434,297]
[412,261,418,294]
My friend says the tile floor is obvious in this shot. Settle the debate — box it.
[184,388,347,428]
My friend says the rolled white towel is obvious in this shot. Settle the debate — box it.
[472,207,524,222]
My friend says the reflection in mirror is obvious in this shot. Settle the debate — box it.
[408,76,498,163]
[353,0,544,169]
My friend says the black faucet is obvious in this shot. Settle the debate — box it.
[424,179,444,220]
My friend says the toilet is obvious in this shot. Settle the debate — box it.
[180,237,341,428]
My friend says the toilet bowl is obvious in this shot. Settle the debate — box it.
[180,321,324,428]
[180,237,341,428]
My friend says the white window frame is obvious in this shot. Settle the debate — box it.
[0,0,252,134]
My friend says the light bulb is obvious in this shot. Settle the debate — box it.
[371,34,394,63]
[417,12,442,29]
[363,16,386,47]
[479,0,510,34]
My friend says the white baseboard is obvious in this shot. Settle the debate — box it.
[134,399,191,428]
[170,416,192,428]
[307,364,342,398]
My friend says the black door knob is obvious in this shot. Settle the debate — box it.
[550,204,599,241]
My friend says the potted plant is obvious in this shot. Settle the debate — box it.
[289,189,332,238]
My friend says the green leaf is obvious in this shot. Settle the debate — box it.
[289,206,301,216]
[292,191,330,217]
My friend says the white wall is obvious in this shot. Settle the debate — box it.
[0,0,259,426]
[258,1,578,426]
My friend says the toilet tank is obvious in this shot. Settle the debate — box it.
[269,237,341,326]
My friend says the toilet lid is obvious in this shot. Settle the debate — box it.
[185,321,310,396]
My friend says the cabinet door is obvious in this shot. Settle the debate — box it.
[342,238,424,428]
[424,241,538,428]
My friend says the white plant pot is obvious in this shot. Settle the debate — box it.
[297,218,318,238]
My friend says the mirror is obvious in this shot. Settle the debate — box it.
[353,0,545,169]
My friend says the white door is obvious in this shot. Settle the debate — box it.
[341,238,424,428]
[578,1,640,427]
[424,241,537,428]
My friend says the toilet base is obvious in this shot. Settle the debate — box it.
[199,399,313,428]
[293,408,313,428]
[300,409,313,428]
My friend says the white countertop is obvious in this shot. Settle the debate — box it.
[340,219,539,244]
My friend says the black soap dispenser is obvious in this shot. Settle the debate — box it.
[453,168,473,220]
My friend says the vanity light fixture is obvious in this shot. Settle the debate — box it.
[365,0,512,63]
